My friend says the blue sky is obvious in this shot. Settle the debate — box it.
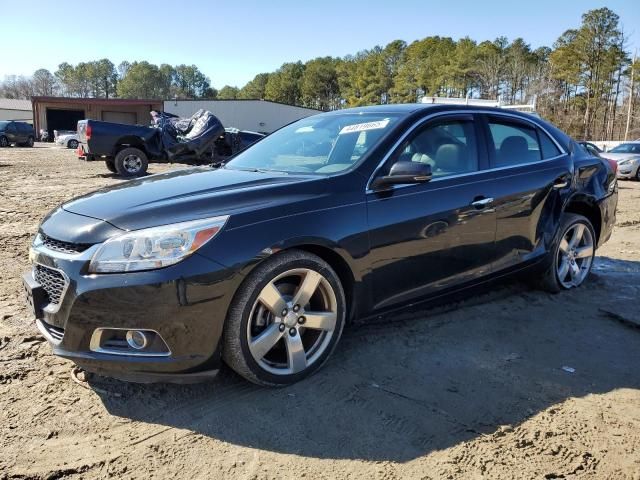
[1,0,638,89]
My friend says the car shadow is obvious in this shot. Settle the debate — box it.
[91,256,640,462]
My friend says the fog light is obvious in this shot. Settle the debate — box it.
[126,330,148,350]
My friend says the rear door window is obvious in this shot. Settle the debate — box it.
[538,130,561,159]
[488,120,541,167]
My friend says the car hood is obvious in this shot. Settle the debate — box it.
[61,166,325,233]
[599,152,640,161]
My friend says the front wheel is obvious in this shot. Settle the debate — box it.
[223,250,346,386]
[68,139,78,149]
[0,136,8,147]
[537,213,596,293]
[114,147,148,177]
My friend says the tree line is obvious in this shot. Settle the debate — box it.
[1,7,638,140]
[0,60,215,101]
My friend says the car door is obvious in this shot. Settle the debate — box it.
[480,114,572,272]
[366,113,499,311]
[5,122,18,143]
[17,123,29,143]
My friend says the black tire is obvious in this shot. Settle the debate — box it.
[25,136,34,147]
[0,136,8,148]
[114,147,148,177]
[223,250,346,387]
[105,159,117,173]
[68,139,78,150]
[536,213,596,293]
[635,168,640,181]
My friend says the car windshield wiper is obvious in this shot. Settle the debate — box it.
[222,165,259,172]
[256,168,289,175]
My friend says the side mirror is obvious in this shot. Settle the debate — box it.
[371,161,432,190]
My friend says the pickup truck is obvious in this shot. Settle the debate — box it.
[76,111,262,177]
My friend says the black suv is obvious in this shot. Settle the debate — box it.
[0,121,35,147]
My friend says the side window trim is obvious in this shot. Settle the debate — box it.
[482,114,566,169]
[366,110,566,192]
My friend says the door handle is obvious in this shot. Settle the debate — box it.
[471,197,494,208]
[553,176,570,189]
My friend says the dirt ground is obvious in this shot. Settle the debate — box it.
[1,144,639,480]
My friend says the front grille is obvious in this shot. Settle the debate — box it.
[33,265,67,306]
[41,320,64,341]
[41,234,90,255]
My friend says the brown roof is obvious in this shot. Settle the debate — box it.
[31,96,162,106]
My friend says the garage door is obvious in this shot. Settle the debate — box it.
[46,108,85,139]
[102,111,137,125]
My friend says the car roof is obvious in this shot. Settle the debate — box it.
[318,103,542,120]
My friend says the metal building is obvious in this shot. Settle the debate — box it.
[164,99,320,133]
[0,99,33,122]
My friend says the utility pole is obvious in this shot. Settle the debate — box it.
[625,51,636,141]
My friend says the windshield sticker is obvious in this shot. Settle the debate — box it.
[339,119,390,135]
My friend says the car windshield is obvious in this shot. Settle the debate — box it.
[224,113,401,174]
[0,121,9,130]
[609,143,640,153]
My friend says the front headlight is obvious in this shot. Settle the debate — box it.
[89,216,229,273]
[617,157,637,166]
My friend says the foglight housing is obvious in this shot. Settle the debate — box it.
[89,216,229,273]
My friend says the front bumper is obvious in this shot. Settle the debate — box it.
[616,165,639,179]
[25,242,243,382]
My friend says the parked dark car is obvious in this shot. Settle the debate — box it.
[0,121,35,147]
[23,104,617,386]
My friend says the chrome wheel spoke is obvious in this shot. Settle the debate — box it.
[293,270,322,307]
[249,323,284,360]
[569,224,585,248]
[257,281,287,316]
[569,261,581,281]
[558,258,570,280]
[559,238,570,254]
[302,311,337,331]
[285,333,307,373]
[575,245,593,259]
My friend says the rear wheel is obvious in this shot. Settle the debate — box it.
[105,159,117,173]
[223,250,346,386]
[537,213,596,293]
[114,147,148,177]
[67,139,78,149]
[25,136,34,147]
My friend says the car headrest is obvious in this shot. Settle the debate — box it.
[435,143,465,171]
[500,136,529,157]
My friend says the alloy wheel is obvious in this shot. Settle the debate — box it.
[556,222,594,288]
[246,268,338,376]
[0,137,7,147]
[122,154,142,173]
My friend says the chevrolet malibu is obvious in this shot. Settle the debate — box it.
[23,105,618,386]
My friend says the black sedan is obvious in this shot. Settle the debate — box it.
[23,104,618,386]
